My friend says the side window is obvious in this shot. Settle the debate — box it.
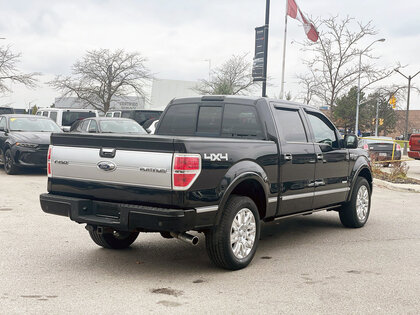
[197,106,222,135]
[80,120,90,132]
[36,112,42,116]
[157,104,198,136]
[0,117,6,130]
[114,112,121,118]
[49,112,58,122]
[88,120,97,133]
[274,108,308,142]
[221,104,264,139]
[105,112,112,117]
[307,112,338,148]
[43,111,49,117]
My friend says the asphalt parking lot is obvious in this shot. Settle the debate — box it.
[0,168,419,314]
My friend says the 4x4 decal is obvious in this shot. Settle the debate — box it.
[203,153,228,161]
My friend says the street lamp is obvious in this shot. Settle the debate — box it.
[355,38,385,136]
[394,68,420,149]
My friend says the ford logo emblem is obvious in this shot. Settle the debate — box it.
[97,161,116,172]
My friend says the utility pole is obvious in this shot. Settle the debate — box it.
[394,68,420,153]
[261,0,270,97]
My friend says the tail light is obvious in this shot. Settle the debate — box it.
[47,145,52,177]
[363,144,368,150]
[396,144,401,151]
[172,154,201,190]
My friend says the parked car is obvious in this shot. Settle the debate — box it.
[146,120,159,134]
[0,107,14,115]
[36,108,98,131]
[105,110,162,126]
[358,136,401,164]
[408,134,420,160]
[40,96,372,270]
[70,117,147,134]
[0,114,62,174]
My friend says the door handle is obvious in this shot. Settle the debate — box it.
[284,153,292,161]
[317,153,323,160]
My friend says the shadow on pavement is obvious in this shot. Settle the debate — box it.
[54,212,345,277]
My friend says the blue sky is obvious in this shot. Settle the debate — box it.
[0,0,419,109]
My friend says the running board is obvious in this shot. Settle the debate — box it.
[269,205,341,221]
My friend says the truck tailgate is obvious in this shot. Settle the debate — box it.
[51,146,173,189]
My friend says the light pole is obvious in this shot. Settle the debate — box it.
[355,38,385,136]
[203,59,211,81]
[394,68,420,149]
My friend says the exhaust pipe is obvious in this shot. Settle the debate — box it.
[170,232,199,246]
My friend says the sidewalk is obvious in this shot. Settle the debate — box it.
[373,178,420,193]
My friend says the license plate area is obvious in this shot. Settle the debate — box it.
[94,204,121,220]
[379,153,387,157]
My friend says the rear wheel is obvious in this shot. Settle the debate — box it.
[339,177,371,228]
[205,195,260,270]
[89,229,139,249]
[4,149,19,175]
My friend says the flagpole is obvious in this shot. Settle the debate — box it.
[280,0,288,99]
[262,0,270,97]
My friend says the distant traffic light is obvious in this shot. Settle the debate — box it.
[372,118,375,125]
[389,95,396,109]
[379,118,384,126]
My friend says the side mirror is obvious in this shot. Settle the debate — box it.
[146,128,151,134]
[62,126,71,132]
[344,134,358,149]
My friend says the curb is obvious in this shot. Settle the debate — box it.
[373,178,420,193]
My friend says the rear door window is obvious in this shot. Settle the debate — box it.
[221,104,264,139]
[274,108,308,142]
[49,112,58,122]
[43,112,49,117]
[157,104,198,136]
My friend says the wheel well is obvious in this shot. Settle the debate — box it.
[231,179,266,219]
[358,168,372,190]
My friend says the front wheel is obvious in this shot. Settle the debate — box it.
[205,195,260,270]
[339,177,371,228]
[89,229,139,249]
[4,149,19,175]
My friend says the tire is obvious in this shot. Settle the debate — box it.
[89,229,139,249]
[205,195,260,270]
[339,177,371,228]
[4,149,19,175]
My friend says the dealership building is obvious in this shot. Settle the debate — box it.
[53,78,200,112]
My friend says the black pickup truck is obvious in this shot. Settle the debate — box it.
[40,96,372,270]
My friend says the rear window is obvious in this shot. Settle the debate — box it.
[0,108,14,115]
[157,104,198,136]
[62,111,96,126]
[157,103,264,139]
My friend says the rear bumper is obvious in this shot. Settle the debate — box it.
[408,151,420,159]
[40,193,214,232]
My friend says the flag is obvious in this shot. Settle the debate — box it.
[287,0,318,42]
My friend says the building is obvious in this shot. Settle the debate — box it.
[150,78,200,110]
[388,110,420,138]
[54,96,145,112]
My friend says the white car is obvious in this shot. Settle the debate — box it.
[147,120,159,134]
[36,108,99,131]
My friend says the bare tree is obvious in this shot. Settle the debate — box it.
[297,71,317,104]
[0,45,39,94]
[49,49,151,113]
[194,54,256,95]
[298,16,393,113]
